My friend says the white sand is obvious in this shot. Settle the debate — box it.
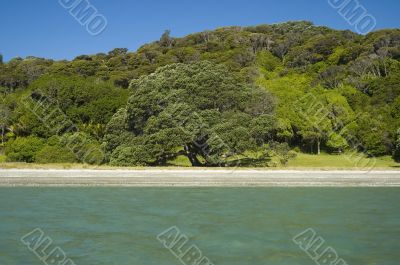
[0,169,399,187]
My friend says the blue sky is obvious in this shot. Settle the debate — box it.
[1,0,399,61]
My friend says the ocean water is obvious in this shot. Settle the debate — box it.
[0,187,399,265]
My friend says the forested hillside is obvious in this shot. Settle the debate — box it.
[1,21,400,166]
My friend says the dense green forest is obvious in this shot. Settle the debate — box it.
[1,21,400,166]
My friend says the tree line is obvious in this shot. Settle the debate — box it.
[1,21,399,166]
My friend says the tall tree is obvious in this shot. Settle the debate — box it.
[0,103,9,145]
[159,30,174,48]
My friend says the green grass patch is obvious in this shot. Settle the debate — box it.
[168,155,192,167]
[287,153,398,169]
[0,152,398,170]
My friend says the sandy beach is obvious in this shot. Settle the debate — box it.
[0,169,400,187]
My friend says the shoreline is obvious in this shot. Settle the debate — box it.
[1,169,399,187]
[1,164,399,171]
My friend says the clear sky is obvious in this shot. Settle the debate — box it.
[1,0,399,61]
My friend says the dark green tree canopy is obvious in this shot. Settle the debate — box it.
[105,61,276,166]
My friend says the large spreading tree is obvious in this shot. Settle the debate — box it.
[104,61,276,166]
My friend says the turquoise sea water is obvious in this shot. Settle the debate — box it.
[0,188,399,265]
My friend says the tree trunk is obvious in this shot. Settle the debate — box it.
[317,139,321,155]
[184,145,203,167]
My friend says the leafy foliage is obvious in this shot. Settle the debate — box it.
[35,136,77,164]
[5,136,44,162]
[106,61,275,166]
[1,21,400,165]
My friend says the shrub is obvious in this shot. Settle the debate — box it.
[5,136,44,163]
[273,143,297,166]
[59,133,104,165]
[35,136,77,163]
[326,133,348,153]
